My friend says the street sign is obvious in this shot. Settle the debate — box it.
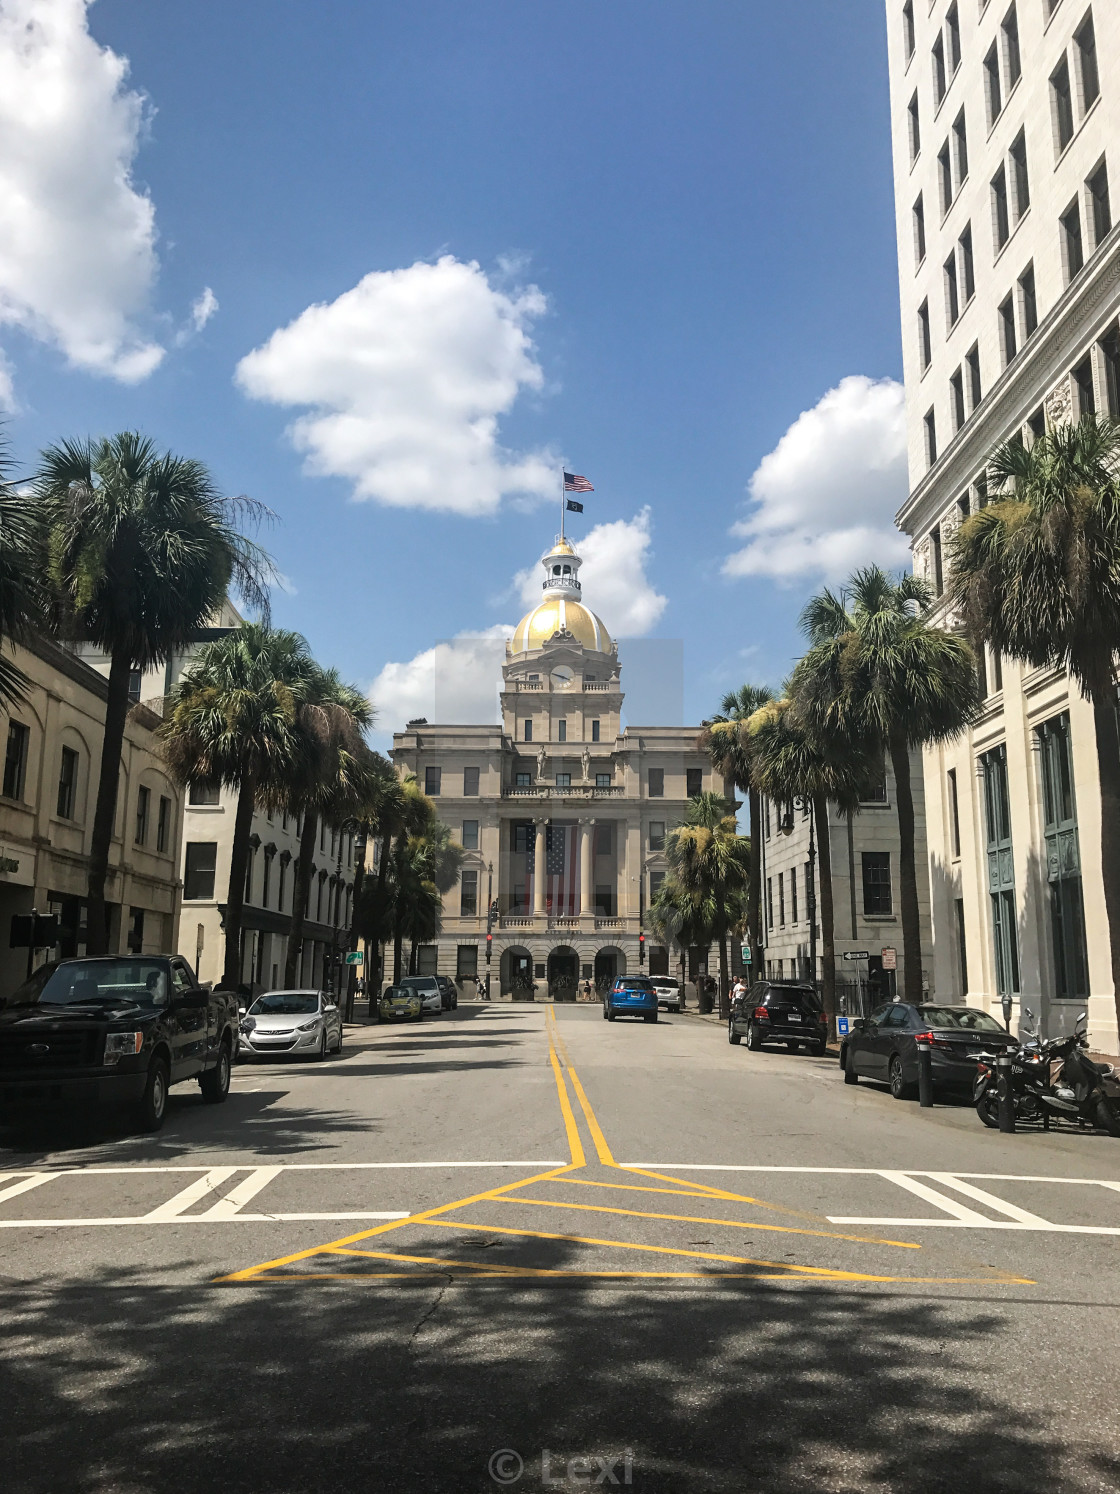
[740,945,752,965]
[345,951,363,965]
[843,951,870,962]
[881,947,897,971]
[837,1016,850,1038]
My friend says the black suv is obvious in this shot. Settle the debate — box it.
[435,976,458,1010]
[728,982,827,1055]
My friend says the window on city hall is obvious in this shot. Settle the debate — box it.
[457,945,478,979]
[595,772,611,787]
[462,819,479,850]
[460,870,478,917]
[516,771,532,788]
[463,767,479,796]
[861,852,893,916]
[425,766,441,796]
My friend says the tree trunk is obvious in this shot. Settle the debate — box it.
[1092,696,1120,1039]
[86,650,133,955]
[813,794,836,1025]
[747,785,763,984]
[345,830,366,1021]
[284,811,318,987]
[718,935,730,1019]
[889,735,923,1003]
[223,776,257,989]
[392,912,404,985]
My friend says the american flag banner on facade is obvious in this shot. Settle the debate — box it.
[545,822,579,915]
[563,472,594,493]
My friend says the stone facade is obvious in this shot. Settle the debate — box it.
[391,536,724,997]
[886,0,1120,1046]
[0,633,183,996]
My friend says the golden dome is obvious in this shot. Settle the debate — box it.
[548,537,575,557]
[512,597,612,654]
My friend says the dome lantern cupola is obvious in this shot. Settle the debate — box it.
[511,535,613,656]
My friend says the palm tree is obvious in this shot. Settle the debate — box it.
[280,667,379,988]
[648,874,713,993]
[162,624,315,988]
[0,443,44,706]
[35,433,272,954]
[699,683,775,981]
[746,696,871,1020]
[794,565,980,1003]
[949,415,1120,1030]
[664,794,750,1003]
[398,822,466,975]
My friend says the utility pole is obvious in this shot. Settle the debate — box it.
[807,798,818,992]
[485,861,495,1000]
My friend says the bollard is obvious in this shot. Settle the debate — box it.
[996,1051,1016,1134]
[917,1040,934,1108]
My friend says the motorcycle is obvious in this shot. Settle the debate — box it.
[973,1007,1120,1135]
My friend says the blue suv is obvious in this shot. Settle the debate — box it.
[603,975,658,1023]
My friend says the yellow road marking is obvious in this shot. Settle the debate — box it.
[419,1217,909,1280]
[622,1164,842,1227]
[547,1015,585,1168]
[548,1007,615,1166]
[491,1195,920,1248]
[213,1164,575,1282]
[228,1269,1035,1285]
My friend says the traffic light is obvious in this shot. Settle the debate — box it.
[486,933,493,965]
[638,932,645,966]
[487,899,498,933]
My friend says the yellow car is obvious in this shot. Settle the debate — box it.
[380,986,424,1022]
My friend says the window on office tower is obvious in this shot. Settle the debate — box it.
[938,141,953,215]
[931,524,944,596]
[1018,264,1038,339]
[918,300,932,370]
[950,369,966,433]
[1009,131,1029,221]
[902,1,915,62]
[1001,5,1021,89]
[932,33,946,106]
[913,194,926,267]
[1075,14,1099,114]
[908,92,921,163]
[984,42,1002,126]
[924,408,938,468]
[1100,326,1120,418]
[992,165,1010,251]
[1073,356,1095,418]
[952,110,968,188]
[958,223,974,302]
[946,4,961,73]
[999,294,1017,366]
[1052,56,1075,155]
[944,252,960,327]
[1088,161,1111,248]
[1061,199,1085,282]
[966,345,982,410]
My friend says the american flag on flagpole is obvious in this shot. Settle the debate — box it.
[545,822,579,916]
[563,472,594,493]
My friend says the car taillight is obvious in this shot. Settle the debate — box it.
[914,1030,952,1049]
[753,1006,769,1021]
[818,1011,827,1024]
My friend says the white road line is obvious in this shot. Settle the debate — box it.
[199,1166,283,1219]
[0,1173,60,1205]
[924,1172,1053,1226]
[0,1161,567,1176]
[142,1167,238,1220]
[871,1171,998,1225]
[0,1212,411,1229]
[623,1165,1120,1182]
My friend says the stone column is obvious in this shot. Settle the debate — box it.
[533,819,547,916]
[580,819,595,918]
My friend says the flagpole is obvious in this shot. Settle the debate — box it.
[560,468,565,544]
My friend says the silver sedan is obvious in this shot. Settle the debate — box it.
[239,990,343,1061]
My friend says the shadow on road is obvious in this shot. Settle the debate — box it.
[2,1254,1116,1494]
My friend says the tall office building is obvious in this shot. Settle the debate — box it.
[885,0,1119,1045]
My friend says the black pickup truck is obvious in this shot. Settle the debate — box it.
[0,955,239,1132]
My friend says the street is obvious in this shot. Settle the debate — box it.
[3,1003,1120,1493]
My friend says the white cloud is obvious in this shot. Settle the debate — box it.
[235,255,555,516]
[369,626,511,742]
[723,376,912,584]
[190,285,218,332]
[0,0,163,381]
[512,507,668,636]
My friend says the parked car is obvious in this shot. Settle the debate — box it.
[239,989,342,1061]
[729,981,827,1055]
[435,975,459,1011]
[651,977,682,1013]
[0,955,238,1132]
[379,986,424,1022]
[397,975,442,1014]
[840,1001,1016,1099]
[603,974,658,1023]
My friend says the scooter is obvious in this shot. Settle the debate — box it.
[973,1008,1120,1135]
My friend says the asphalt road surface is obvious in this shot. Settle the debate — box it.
[3,1001,1120,1493]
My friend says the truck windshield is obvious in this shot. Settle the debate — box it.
[36,960,170,1007]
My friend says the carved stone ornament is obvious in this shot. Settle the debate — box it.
[1044,376,1073,429]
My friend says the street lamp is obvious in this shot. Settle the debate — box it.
[485,860,495,1000]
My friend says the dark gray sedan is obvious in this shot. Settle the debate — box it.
[840,1001,1016,1099]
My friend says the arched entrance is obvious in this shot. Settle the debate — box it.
[501,946,534,1000]
[548,945,579,1001]
[594,946,625,994]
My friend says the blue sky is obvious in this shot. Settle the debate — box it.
[0,0,911,743]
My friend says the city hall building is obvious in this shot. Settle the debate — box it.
[391,534,726,997]
[886,0,1119,1047]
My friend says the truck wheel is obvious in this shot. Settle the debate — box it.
[135,1055,169,1132]
[199,1040,231,1104]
